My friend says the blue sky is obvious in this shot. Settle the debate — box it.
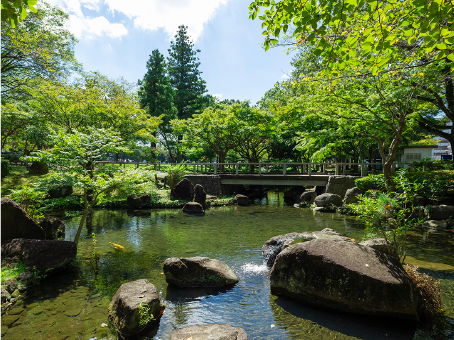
[46,0,295,104]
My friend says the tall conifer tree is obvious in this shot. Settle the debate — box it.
[138,49,177,159]
[167,25,207,120]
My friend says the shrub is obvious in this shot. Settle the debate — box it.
[165,163,186,189]
[1,159,10,178]
[405,170,454,203]
[403,265,442,321]
[355,174,386,191]
[411,160,452,171]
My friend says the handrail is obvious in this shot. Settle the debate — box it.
[96,161,401,177]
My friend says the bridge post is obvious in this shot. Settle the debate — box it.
[214,164,217,175]
[259,163,262,175]
[335,164,339,175]
[236,164,239,175]
[361,163,365,177]
[283,164,287,176]
[308,163,312,176]
[193,164,196,174]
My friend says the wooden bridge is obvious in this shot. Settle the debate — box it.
[97,161,392,187]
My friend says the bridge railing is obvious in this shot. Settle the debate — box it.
[97,161,405,177]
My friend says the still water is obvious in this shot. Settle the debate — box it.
[2,193,454,340]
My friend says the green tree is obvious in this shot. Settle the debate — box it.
[1,0,37,27]
[25,128,150,245]
[1,2,78,101]
[167,25,207,120]
[138,49,177,159]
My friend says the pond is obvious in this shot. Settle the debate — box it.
[2,192,454,340]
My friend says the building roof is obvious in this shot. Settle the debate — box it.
[400,145,437,149]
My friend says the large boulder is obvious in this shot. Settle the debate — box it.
[425,205,454,220]
[236,194,250,206]
[127,193,151,209]
[109,279,165,336]
[1,198,45,242]
[423,220,447,231]
[270,238,419,321]
[298,191,317,204]
[163,257,239,287]
[37,216,65,240]
[262,228,345,267]
[344,187,363,204]
[171,178,194,201]
[182,202,205,215]
[1,238,76,273]
[170,324,248,340]
[48,185,73,199]
[28,161,48,175]
[194,184,207,209]
[314,193,343,207]
[325,175,358,197]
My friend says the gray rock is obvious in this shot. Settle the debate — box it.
[344,187,364,204]
[298,191,317,204]
[312,206,336,212]
[127,193,151,208]
[314,193,343,207]
[194,184,207,209]
[48,185,73,199]
[270,239,419,321]
[325,175,358,197]
[425,205,454,220]
[182,202,205,215]
[2,279,18,294]
[423,220,447,230]
[1,288,11,303]
[359,238,398,258]
[163,257,239,287]
[38,216,65,240]
[171,178,194,201]
[262,228,345,267]
[29,161,48,175]
[1,198,46,242]
[109,279,164,336]
[236,194,250,206]
[170,324,248,340]
[16,271,34,290]
[1,238,76,273]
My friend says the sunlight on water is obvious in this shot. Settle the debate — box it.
[241,262,269,274]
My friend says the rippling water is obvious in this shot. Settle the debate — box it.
[2,193,453,339]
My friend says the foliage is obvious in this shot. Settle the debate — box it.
[406,170,454,203]
[138,300,155,326]
[350,170,425,262]
[1,0,37,27]
[165,163,187,189]
[1,159,10,178]
[411,160,453,171]
[403,265,442,321]
[355,174,386,191]
[248,0,454,73]
[1,2,78,101]
[8,185,46,219]
[167,25,207,121]
[1,261,26,283]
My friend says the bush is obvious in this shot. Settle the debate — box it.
[355,174,386,191]
[166,163,187,189]
[403,265,442,321]
[405,170,454,203]
[1,159,10,178]
[411,159,452,171]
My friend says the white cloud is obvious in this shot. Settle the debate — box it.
[46,0,128,39]
[281,73,290,79]
[104,0,228,41]
[212,93,223,99]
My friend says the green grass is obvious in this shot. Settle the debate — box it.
[1,262,27,283]
[0,165,48,196]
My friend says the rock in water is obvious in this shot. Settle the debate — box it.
[270,239,419,321]
[1,198,45,241]
[38,216,65,240]
[182,202,205,215]
[48,185,73,199]
[344,187,363,204]
[109,279,164,336]
[127,193,151,208]
[163,257,239,287]
[194,184,207,209]
[314,193,343,207]
[425,205,454,220]
[171,178,194,201]
[236,194,250,206]
[298,191,317,204]
[170,324,248,340]
[1,238,76,272]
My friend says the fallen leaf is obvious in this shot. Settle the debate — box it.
[101,323,108,328]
